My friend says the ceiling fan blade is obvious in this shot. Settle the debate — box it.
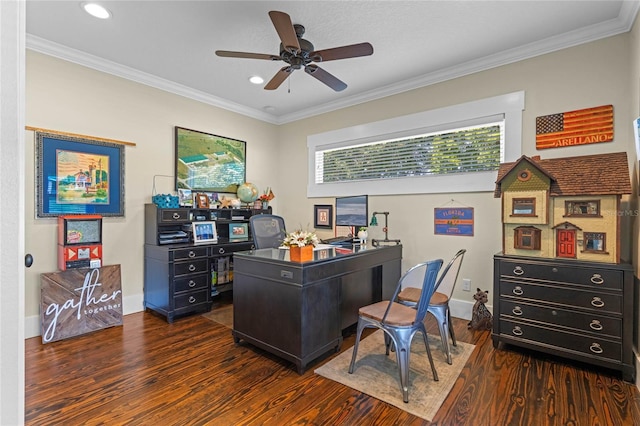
[215,50,281,61]
[268,11,300,54]
[304,64,347,92]
[311,42,374,62]
[265,66,294,90]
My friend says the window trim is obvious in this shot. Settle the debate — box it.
[583,231,607,253]
[514,226,541,250]
[511,197,537,217]
[307,91,524,197]
[565,200,601,217]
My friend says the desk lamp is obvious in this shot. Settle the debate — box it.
[369,211,401,247]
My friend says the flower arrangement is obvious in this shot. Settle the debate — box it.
[282,229,320,247]
[259,187,275,202]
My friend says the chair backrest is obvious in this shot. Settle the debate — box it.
[249,214,286,249]
[400,249,466,295]
[386,258,443,324]
[433,249,466,298]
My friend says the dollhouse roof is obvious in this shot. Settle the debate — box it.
[494,152,631,197]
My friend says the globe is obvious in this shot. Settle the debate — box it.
[236,182,259,203]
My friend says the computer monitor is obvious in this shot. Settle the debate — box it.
[335,195,368,228]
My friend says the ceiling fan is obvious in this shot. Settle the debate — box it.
[215,11,374,92]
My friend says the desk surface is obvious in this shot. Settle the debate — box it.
[234,243,387,264]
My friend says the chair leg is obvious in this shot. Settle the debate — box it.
[348,319,366,374]
[439,315,452,365]
[420,324,439,382]
[447,309,457,347]
[391,330,411,403]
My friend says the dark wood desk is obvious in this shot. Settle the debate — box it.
[232,244,402,373]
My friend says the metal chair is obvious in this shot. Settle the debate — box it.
[249,214,286,249]
[397,249,466,364]
[348,258,443,403]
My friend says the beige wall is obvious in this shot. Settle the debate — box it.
[25,31,637,337]
[278,33,634,318]
[25,52,280,328]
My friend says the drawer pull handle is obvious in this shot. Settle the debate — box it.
[512,326,523,336]
[591,297,604,308]
[512,286,523,296]
[189,264,196,272]
[188,280,196,288]
[188,296,196,304]
[513,266,524,276]
[589,320,603,331]
[590,274,604,285]
[589,343,603,354]
[172,212,180,220]
[188,251,196,258]
[512,306,523,316]
[218,248,225,254]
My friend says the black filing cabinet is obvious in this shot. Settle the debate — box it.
[492,253,635,382]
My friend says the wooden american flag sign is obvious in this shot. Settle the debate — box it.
[536,105,613,149]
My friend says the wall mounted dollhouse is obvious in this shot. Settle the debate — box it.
[494,152,631,264]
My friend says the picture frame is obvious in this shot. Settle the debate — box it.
[36,132,125,217]
[175,126,246,193]
[195,192,210,209]
[192,221,218,244]
[229,222,249,241]
[314,204,333,229]
[434,207,474,236]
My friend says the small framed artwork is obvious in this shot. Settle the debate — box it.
[229,222,249,241]
[178,188,192,207]
[314,204,333,229]
[196,193,210,209]
[192,221,218,244]
[36,132,125,217]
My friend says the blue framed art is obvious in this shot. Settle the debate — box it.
[36,132,125,217]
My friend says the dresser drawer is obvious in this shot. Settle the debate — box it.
[498,260,623,290]
[499,299,622,339]
[173,247,208,261]
[174,289,209,309]
[159,208,190,223]
[499,318,621,362]
[499,280,622,315]
[173,259,208,276]
[174,273,209,293]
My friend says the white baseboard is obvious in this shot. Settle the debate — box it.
[25,293,145,339]
[450,297,492,322]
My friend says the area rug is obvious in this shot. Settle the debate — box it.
[202,304,233,329]
[314,330,475,421]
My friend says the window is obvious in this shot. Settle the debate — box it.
[565,200,600,217]
[583,232,606,253]
[307,91,525,197]
[514,226,541,250]
[511,198,536,216]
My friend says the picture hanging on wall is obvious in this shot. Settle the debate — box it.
[434,207,474,236]
[174,126,246,193]
[36,132,125,217]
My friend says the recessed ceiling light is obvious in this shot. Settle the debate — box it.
[249,76,264,85]
[82,2,112,19]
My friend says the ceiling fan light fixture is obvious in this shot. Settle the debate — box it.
[82,2,112,19]
[249,76,264,85]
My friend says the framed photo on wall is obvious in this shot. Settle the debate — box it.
[36,132,125,217]
[175,126,246,193]
[314,204,333,229]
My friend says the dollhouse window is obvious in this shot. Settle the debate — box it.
[565,200,600,217]
[514,226,541,250]
[584,232,606,253]
[512,198,536,216]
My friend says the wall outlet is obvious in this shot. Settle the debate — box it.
[462,278,471,291]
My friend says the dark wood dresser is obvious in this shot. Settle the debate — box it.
[493,253,635,382]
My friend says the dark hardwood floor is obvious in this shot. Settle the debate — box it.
[26,296,640,425]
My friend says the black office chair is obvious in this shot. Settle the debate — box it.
[249,214,286,249]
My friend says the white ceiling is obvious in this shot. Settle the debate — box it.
[25,1,639,124]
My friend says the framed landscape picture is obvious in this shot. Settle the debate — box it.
[36,132,125,217]
[175,126,246,193]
